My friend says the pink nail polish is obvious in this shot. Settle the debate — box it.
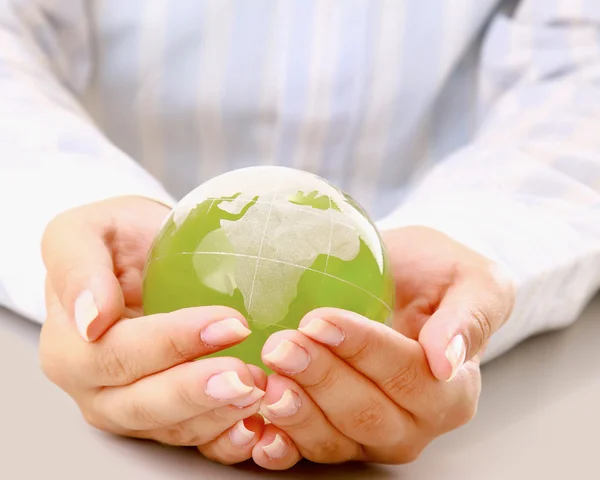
[262,434,287,459]
[265,389,301,418]
[74,290,98,342]
[231,386,265,408]
[446,335,467,381]
[201,318,251,346]
[298,318,345,346]
[263,340,310,374]
[205,371,254,400]
[229,420,255,445]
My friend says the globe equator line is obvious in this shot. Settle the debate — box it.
[149,251,394,313]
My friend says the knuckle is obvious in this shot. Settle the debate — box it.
[381,364,421,399]
[343,340,373,365]
[39,328,70,387]
[303,363,337,393]
[450,398,478,429]
[304,439,349,464]
[127,398,167,429]
[468,307,492,352]
[197,445,239,466]
[94,346,135,384]
[394,444,424,464]
[162,423,205,447]
[166,334,194,363]
[175,377,205,412]
[348,400,386,438]
[81,408,110,432]
[370,439,426,464]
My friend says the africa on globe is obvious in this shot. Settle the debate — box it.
[142,166,395,370]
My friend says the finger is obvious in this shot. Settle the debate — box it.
[418,266,515,381]
[55,305,252,387]
[261,330,415,449]
[42,213,124,342]
[90,357,260,430]
[247,364,268,391]
[298,309,481,428]
[252,425,302,471]
[260,374,362,464]
[132,394,264,446]
[199,415,265,465]
[298,310,429,401]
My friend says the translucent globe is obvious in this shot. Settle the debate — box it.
[143,166,395,371]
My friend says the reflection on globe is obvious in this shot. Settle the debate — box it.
[142,166,395,371]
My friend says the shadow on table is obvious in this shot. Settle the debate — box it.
[113,436,401,480]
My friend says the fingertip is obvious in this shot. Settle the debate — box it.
[74,273,125,342]
[418,319,456,382]
[252,426,301,470]
[247,364,268,391]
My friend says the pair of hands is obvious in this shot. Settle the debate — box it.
[39,196,515,470]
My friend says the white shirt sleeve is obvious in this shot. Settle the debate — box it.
[377,1,600,362]
[0,1,175,323]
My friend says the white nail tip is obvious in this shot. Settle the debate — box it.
[229,420,255,445]
[231,386,266,408]
[298,318,345,346]
[262,434,287,459]
[74,290,98,341]
[263,340,295,363]
[266,389,299,417]
[201,318,251,346]
[446,335,467,382]
[206,371,254,400]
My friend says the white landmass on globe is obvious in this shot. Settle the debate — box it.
[195,196,362,328]
[172,166,384,271]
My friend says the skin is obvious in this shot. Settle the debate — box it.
[39,196,515,470]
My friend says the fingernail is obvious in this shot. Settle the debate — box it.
[74,290,98,342]
[231,386,266,408]
[446,335,467,381]
[265,389,301,418]
[206,371,254,401]
[201,318,251,346]
[263,340,310,374]
[229,420,255,445]
[298,318,344,346]
[262,434,287,459]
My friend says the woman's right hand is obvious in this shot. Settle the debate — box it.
[39,196,266,464]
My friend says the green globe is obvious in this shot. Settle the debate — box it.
[143,166,395,371]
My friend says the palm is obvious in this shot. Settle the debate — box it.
[382,226,485,340]
[100,197,171,315]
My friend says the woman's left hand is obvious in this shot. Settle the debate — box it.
[249,226,515,469]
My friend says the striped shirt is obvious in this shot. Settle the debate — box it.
[1,0,599,361]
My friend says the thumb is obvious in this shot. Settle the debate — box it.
[418,273,515,382]
[42,215,125,342]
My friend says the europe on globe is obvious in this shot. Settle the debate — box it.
[142,166,395,370]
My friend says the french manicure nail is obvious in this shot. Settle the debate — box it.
[298,318,345,346]
[446,335,467,381]
[262,434,287,459]
[265,389,301,418]
[229,420,255,445]
[74,290,98,342]
[231,386,266,408]
[205,371,254,401]
[201,318,251,346]
[263,340,310,374]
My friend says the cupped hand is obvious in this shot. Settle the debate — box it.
[39,196,266,464]
[252,226,515,468]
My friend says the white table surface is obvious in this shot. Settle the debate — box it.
[1,295,599,480]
